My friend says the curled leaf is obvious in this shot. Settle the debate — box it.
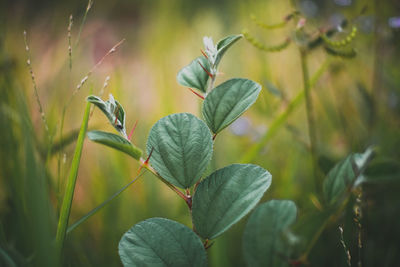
[87,94,127,138]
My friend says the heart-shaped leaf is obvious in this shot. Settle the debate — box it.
[243,200,297,267]
[202,78,261,134]
[192,164,271,240]
[146,113,213,189]
[323,147,374,206]
[177,56,211,93]
[119,218,207,267]
[87,95,127,138]
[87,130,142,160]
[215,34,242,67]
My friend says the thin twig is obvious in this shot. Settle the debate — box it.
[71,38,125,98]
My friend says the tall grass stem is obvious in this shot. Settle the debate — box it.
[300,49,320,194]
[74,0,93,48]
[55,101,91,256]
[23,31,50,135]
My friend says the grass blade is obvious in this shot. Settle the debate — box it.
[67,171,146,234]
[55,101,91,256]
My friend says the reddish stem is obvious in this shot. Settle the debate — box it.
[198,61,213,78]
[137,147,154,174]
[188,88,205,100]
[200,49,208,59]
[128,120,138,141]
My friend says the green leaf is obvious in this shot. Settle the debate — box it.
[354,146,374,174]
[87,95,127,137]
[323,155,356,206]
[243,200,297,267]
[177,56,210,93]
[146,113,213,189]
[192,164,271,240]
[87,130,142,160]
[215,34,242,66]
[119,218,207,267]
[323,148,374,206]
[202,78,261,134]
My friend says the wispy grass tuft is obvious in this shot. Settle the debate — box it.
[74,0,93,48]
[72,38,125,97]
[67,14,73,70]
[23,30,49,134]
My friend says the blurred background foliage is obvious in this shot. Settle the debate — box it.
[1,0,400,266]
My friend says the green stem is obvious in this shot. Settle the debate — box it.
[300,49,320,194]
[207,72,217,93]
[67,171,146,234]
[57,106,67,214]
[55,101,91,257]
[240,59,329,163]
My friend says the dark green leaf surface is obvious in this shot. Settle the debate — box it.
[146,113,213,189]
[192,164,271,240]
[323,148,374,206]
[87,95,127,137]
[87,130,142,160]
[323,155,355,206]
[243,200,297,267]
[202,78,261,134]
[177,56,210,93]
[119,218,207,267]
[215,34,242,66]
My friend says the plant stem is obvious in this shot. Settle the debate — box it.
[55,101,91,257]
[57,106,67,214]
[207,68,217,93]
[300,48,320,194]
[139,158,189,205]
